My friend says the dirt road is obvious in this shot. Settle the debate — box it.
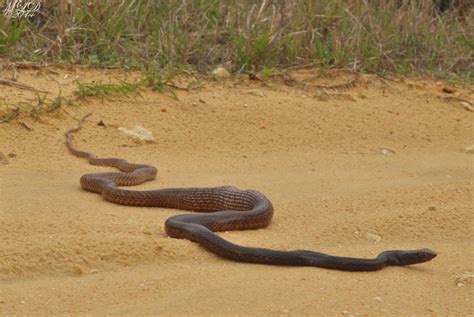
[0,67,473,315]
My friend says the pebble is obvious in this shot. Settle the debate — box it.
[342,310,349,315]
[455,272,474,286]
[462,102,474,112]
[365,232,382,242]
[0,152,8,165]
[71,264,84,275]
[373,296,382,302]
[379,147,396,156]
[441,87,455,94]
[117,126,154,142]
[246,89,265,97]
[212,67,230,78]
[464,145,474,154]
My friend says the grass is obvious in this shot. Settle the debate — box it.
[76,81,141,98]
[76,66,189,100]
[0,0,471,81]
[0,90,73,123]
[0,69,187,122]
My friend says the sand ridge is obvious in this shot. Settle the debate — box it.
[0,67,473,315]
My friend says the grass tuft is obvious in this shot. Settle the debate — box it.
[76,81,141,98]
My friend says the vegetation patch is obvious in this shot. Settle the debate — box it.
[0,1,471,81]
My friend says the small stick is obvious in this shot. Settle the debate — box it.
[0,78,48,93]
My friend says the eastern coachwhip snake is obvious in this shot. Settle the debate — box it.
[65,113,436,271]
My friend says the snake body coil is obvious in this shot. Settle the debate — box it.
[65,113,436,271]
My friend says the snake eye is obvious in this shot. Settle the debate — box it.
[417,252,426,259]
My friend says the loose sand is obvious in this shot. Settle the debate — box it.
[0,67,473,316]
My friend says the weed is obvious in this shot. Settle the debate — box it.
[76,81,141,98]
[0,18,25,54]
[0,90,75,122]
[261,66,276,78]
[143,67,179,99]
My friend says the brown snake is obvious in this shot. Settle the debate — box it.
[65,113,436,271]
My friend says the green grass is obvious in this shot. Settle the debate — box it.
[76,81,141,98]
[0,0,472,80]
[76,67,186,100]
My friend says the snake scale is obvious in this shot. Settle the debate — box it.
[65,113,436,271]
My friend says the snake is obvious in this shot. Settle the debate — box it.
[65,113,437,271]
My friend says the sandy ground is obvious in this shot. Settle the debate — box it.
[0,66,473,316]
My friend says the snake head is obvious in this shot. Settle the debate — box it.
[396,248,437,266]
